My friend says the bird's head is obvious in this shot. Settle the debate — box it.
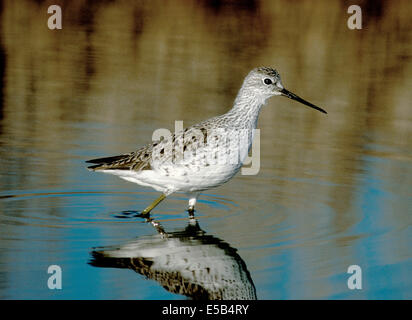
[243,67,327,114]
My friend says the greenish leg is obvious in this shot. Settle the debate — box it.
[141,193,167,216]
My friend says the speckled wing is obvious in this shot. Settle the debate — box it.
[85,128,201,172]
[86,116,231,173]
[86,144,153,171]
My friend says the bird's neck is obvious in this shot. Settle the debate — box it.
[226,88,267,129]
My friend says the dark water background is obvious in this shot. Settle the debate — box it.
[0,0,411,299]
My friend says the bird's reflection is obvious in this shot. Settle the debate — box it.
[89,214,257,300]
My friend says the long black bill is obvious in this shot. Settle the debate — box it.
[280,88,327,114]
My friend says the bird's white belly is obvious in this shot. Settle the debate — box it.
[104,161,242,194]
[104,129,251,193]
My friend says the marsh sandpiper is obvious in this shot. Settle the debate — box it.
[87,67,326,217]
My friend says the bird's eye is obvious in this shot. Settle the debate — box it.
[264,78,272,85]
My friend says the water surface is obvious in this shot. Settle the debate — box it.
[0,0,411,299]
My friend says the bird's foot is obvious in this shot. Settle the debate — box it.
[187,206,195,219]
[138,209,151,218]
